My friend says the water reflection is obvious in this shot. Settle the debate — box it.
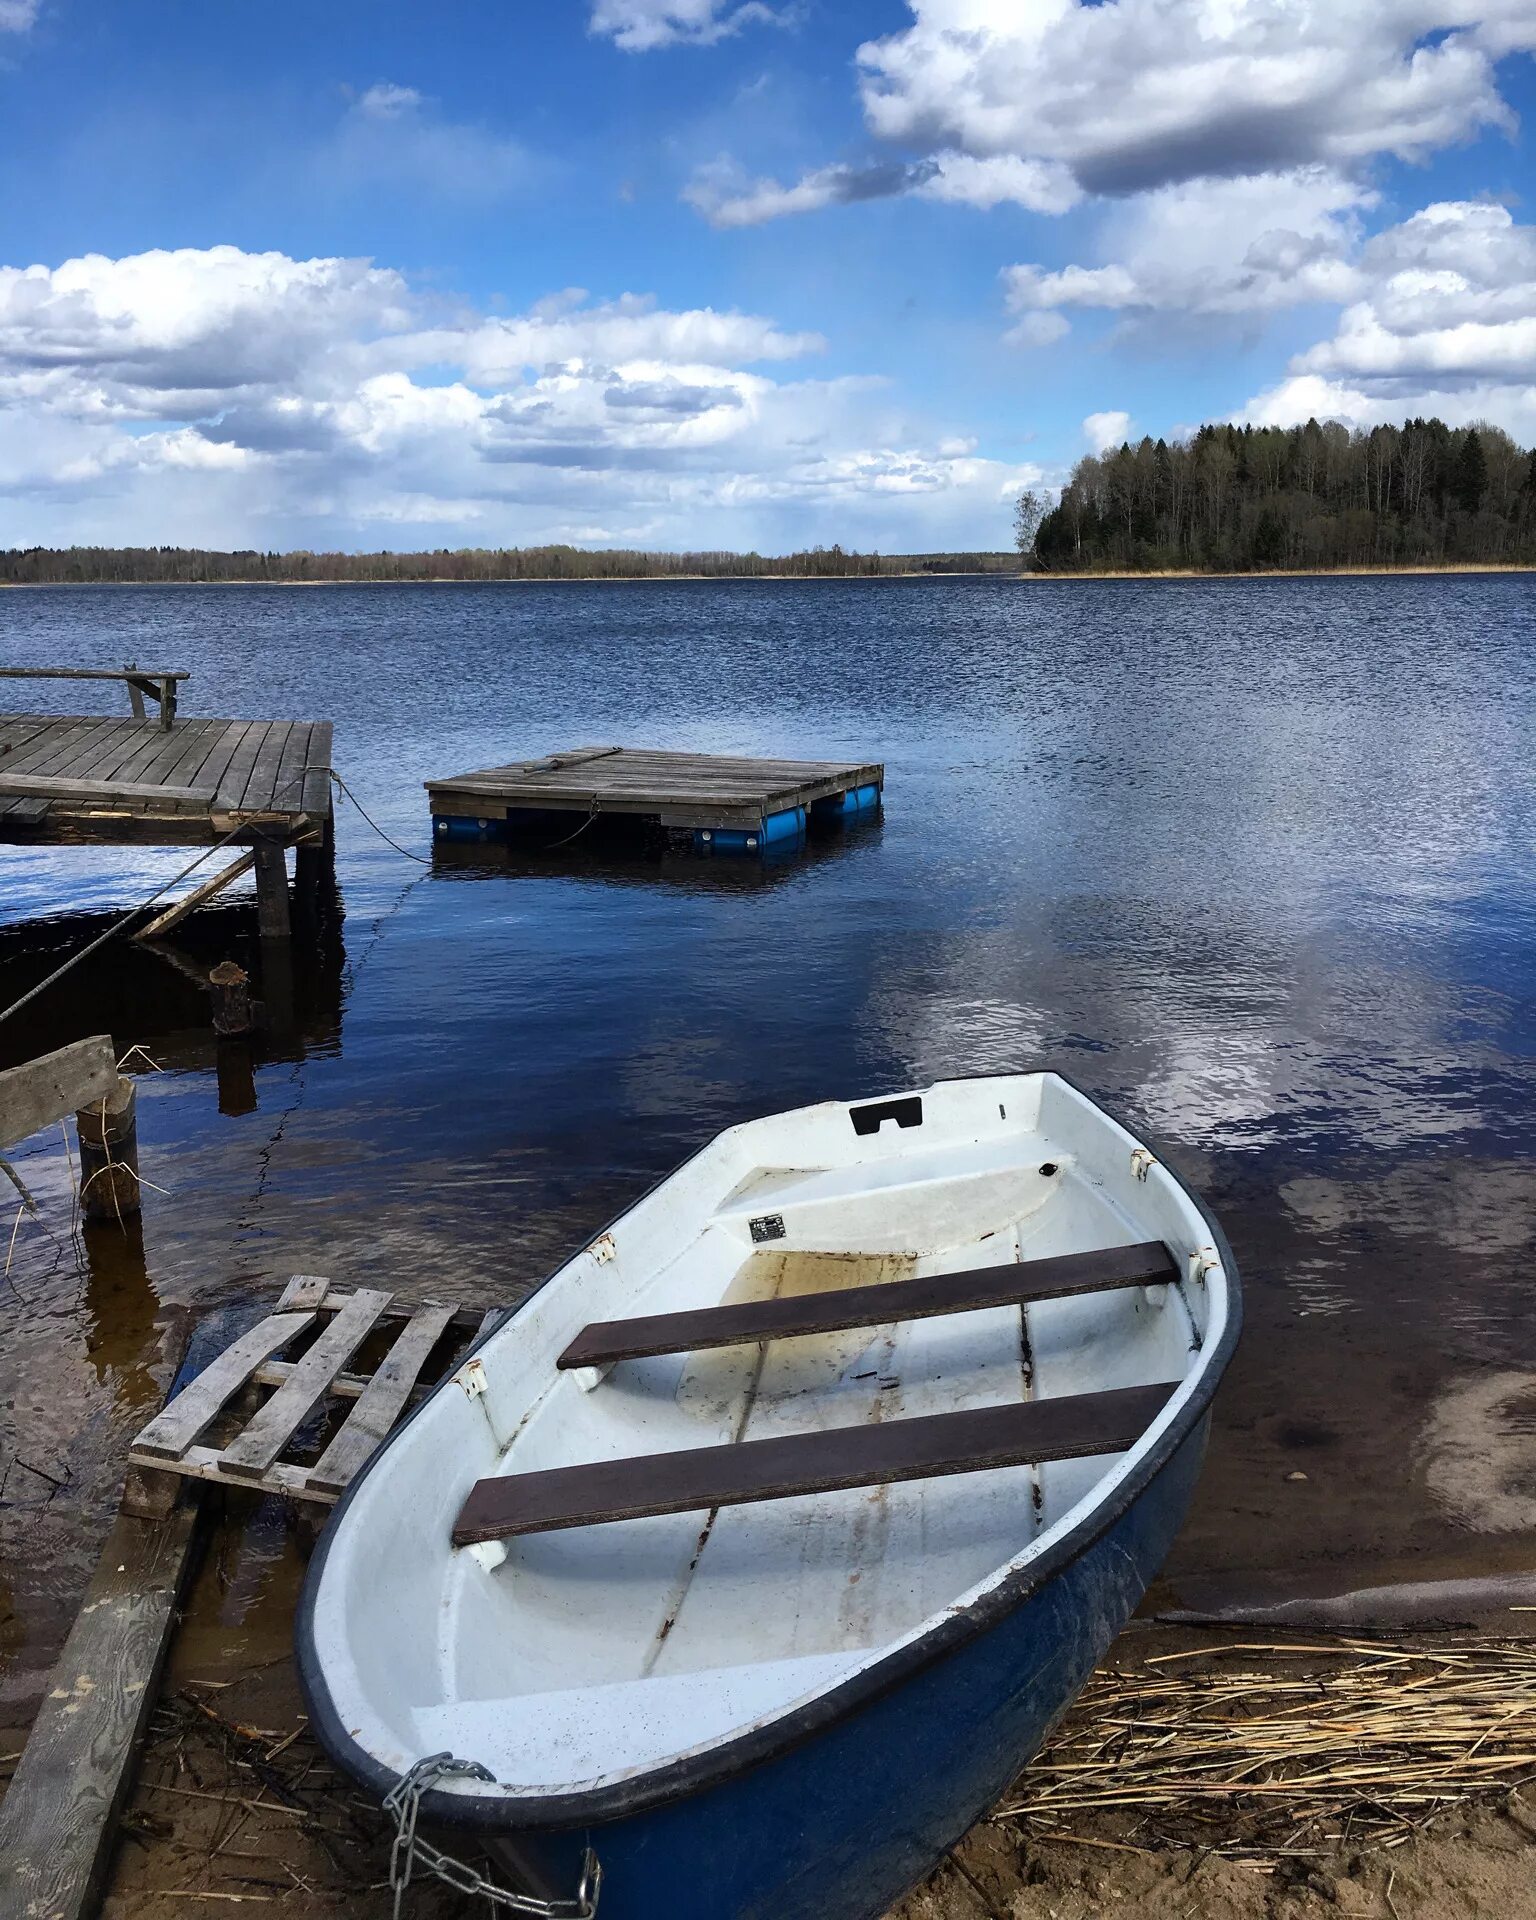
[0,573,1532,1699]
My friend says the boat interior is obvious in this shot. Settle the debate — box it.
[313,1075,1228,1793]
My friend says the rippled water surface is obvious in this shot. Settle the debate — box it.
[1,575,1533,1706]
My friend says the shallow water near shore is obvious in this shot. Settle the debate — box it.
[1,573,1534,1713]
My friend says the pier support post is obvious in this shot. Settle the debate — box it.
[254,838,292,940]
[76,1075,141,1224]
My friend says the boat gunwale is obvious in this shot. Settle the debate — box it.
[295,1068,1243,1832]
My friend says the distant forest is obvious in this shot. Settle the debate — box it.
[0,544,1016,585]
[1030,418,1536,572]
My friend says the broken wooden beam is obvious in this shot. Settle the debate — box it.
[133,849,257,942]
[0,1035,117,1151]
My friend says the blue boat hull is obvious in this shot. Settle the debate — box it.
[476,1418,1208,1920]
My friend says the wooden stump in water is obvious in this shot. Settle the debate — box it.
[76,1074,140,1223]
[208,958,253,1036]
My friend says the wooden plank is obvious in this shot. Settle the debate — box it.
[193,719,258,803]
[219,1288,393,1479]
[269,722,314,814]
[129,1443,338,1505]
[239,721,295,813]
[307,1304,458,1496]
[300,721,334,819]
[132,850,256,940]
[558,1242,1179,1372]
[453,1381,1178,1543]
[214,720,272,809]
[0,773,216,805]
[0,1315,209,1920]
[129,1312,317,1461]
[0,1496,202,1912]
[277,1274,332,1310]
[0,1036,118,1150]
[0,666,189,681]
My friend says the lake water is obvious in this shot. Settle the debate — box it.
[2,574,1534,1712]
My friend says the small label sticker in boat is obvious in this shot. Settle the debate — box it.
[750,1213,786,1243]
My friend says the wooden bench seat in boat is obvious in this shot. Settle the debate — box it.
[451,1380,1177,1544]
[557,1240,1177,1372]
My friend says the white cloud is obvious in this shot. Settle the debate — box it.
[329,83,533,201]
[0,244,1040,551]
[858,1,1535,198]
[689,3,1534,234]
[355,82,423,119]
[1242,199,1536,437]
[1001,169,1372,342]
[590,0,780,51]
[0,0,39,28]
[1083,410,1132,454]
[687,148,1080,225]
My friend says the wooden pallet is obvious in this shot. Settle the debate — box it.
[127,1278,502,1505]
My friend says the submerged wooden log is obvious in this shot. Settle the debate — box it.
[76,1074,141,1223]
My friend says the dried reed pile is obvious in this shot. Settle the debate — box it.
[1001,1637,1536,1863]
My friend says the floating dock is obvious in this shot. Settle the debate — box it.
[0,669,335,936]
[426,745,883,853]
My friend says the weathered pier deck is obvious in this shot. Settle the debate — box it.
[427,744,884,853]
[0,670,335,935]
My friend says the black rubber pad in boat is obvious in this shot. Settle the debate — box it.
[557,1241,1178,1371]
[452,1381,1178,1543]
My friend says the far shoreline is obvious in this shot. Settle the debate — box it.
[2,560,1532,588]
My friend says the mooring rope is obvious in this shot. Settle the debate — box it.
[329,768,432,864]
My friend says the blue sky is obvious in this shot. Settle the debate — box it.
[2,1,1534,553]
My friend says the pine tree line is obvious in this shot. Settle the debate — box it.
[1030,419,1536,573]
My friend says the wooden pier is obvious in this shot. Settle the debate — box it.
[427,744,883,853]
[0,669,334,936]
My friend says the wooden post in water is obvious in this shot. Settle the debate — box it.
[208,959,253,1036]
[253,837,292,941]
[76,1076,141,1223]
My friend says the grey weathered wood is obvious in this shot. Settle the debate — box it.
[425,746,884,831]
[130,1312,317,1460]
[0,1036,118,1150]
[123,662,147,721]
[76,1075,141,1223]
[0,666,190,682]
[308,1303,458,1495]
[0,714,334,849]
[219,1288,393,1479]
[0,772,215,805]
[133,849,257,941]
[132,1442,340,1504]
[0,1496,202,1914]
[0,1318,205,1920]
[253,839,292,939]
[277,1273,332,1311]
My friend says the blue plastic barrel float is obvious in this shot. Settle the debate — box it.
[694,805,807,855]
[811,782,882,821]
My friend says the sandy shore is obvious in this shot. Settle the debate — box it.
[7,1529,1532,1920]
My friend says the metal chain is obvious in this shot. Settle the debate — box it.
[385,1753,602,1920]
